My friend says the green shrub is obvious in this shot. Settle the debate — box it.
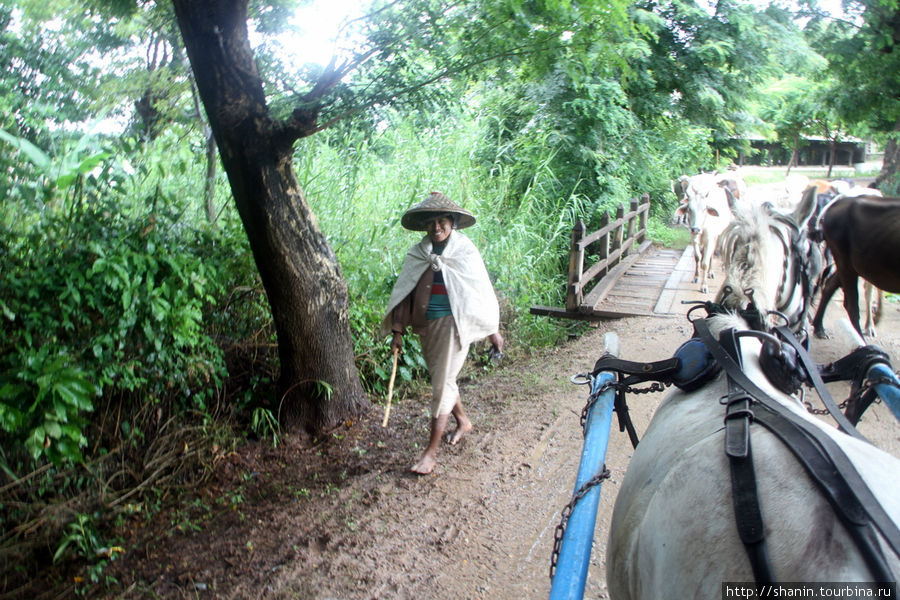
[0,202,229,466]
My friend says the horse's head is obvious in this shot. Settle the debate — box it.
[715,186,820,333]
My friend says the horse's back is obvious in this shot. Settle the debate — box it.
[607,365,900,600]
[822,195,900,292]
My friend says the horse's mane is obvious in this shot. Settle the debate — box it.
[716,206,781,313]
[707,311,748,336]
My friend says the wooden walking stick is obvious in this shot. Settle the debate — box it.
[382,347,400,427]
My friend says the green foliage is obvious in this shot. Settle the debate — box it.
[0,131,238,468]
[250,407,281,447]
[53,512,103,563]
[647,218,691,250]
[0,349,97,464]
[810,0,900,135]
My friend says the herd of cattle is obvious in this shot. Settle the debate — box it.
[671,170,900,339]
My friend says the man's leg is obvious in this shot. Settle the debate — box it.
[414,316,470,474]
[447,400,472,445]
[411,413,450,475]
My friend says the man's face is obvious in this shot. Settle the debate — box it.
[426,216,454,244]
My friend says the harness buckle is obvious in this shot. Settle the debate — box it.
[725,396,754,459]
[724,407,755,422]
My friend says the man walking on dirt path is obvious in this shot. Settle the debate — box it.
[381,192,503,475]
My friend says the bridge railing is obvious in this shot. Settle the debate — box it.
[566,194,650,313]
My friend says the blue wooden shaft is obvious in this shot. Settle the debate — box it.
[868,363,900,423]
[549,370,616,600]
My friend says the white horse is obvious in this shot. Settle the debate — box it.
[606,189,900,598]
[714,185,823,333]
[607,311,900,599]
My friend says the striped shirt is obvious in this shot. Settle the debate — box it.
[426,242,452,320]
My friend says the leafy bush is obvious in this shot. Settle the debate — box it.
[0,198,231,467]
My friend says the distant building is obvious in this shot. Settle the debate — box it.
[736,135,868,167]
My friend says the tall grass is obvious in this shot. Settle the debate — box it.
[292,112,606,390]
[0,97,683,587]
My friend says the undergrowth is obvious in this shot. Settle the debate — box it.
[0,111,684,594]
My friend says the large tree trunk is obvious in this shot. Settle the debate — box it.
[172,0,369,433]
[874,117,900,192]
[785,131,800,175]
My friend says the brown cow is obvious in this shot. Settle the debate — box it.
[811,194,900,339]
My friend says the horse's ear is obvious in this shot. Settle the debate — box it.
[792,185,817,227]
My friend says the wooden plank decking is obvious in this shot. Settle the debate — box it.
[531,245,724,320]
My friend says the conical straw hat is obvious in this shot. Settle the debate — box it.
[400,192,476,231]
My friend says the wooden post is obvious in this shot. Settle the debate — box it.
[598,212,610,279]
[612,204,625,268]
[567,220,586,311]
[626,199,638,255]
[638,193,649,244]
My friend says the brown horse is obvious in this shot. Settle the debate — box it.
[812,194,900,339]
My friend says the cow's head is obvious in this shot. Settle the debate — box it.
[676,187,723,237]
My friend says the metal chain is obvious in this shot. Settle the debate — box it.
[803,372,897,415]
[804,396,849,415]
[579,379,671,431]
[549,466,612,579]
[862,374,898,392]
[550,375,665,577]
[579,381,615,431]
[620,381,672,395]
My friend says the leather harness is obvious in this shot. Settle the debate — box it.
[591,314,899,584]
[694,318,899,584]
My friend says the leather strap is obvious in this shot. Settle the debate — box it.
[695,319,900,580]
[719,327,776,584]
[774,324,866,441]
[591,355,680,449]
[592,356,679,381]
[614,387,641,449]
[751,402,896,583]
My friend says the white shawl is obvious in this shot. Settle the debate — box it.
[381,231,500,347]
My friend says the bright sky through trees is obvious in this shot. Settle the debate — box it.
[284,0,849,68]
[284,0,367,66]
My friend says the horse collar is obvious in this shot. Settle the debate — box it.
[694,318,900,583]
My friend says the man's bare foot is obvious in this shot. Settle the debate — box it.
[411,454,436,475]
[446,419,472,446]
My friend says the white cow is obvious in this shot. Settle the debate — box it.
[744,173,811,210]
[673,174,733,293]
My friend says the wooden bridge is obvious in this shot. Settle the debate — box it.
[530,195,714,321]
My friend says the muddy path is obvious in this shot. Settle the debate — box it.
[90,294,900,600]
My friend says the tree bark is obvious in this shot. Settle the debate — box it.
[203,128,218,224]
[874,117,900,192]
[172,0,369,433]
[824,123,835,178]
[188,70,220,225]
[786,131,799,176]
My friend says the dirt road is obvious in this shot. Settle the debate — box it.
[94,281,900,600]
